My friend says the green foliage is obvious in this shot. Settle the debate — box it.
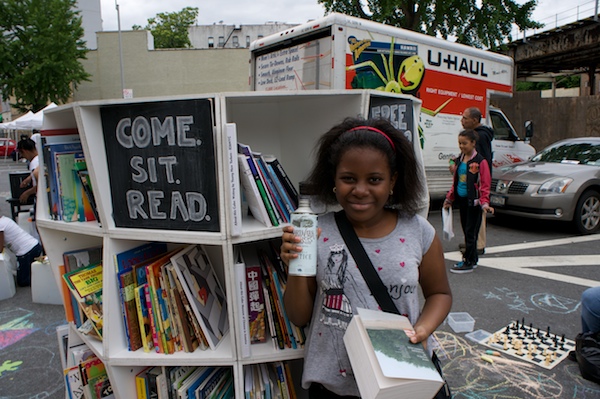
[516,75,581,91]
[138,7,199,49]
[0,0,89,112]
[318,0,543,50]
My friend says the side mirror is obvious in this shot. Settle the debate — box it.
[524,120,533,139]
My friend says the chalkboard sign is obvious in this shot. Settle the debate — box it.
[101,99,220,232]
[369,96,415,143]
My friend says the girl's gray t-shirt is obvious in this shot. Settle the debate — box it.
[301,211,436,396]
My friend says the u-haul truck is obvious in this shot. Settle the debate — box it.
[249,13,534,199]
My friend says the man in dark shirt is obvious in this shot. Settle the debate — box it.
[460,107,494,254]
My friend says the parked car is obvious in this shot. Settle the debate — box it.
[0,137,17,160]
[491,137,600,234]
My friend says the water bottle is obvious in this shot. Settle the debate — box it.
[288,184,318,276]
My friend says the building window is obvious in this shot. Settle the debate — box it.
[208,37,214,48]
[232,36,239,48]
[218,36,225,47]
[246,35,251,47]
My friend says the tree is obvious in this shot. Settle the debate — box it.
[134,7,199,49]
[0,0,90,112]
[317,0,542,49]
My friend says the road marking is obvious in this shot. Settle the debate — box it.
[445,235,600,287]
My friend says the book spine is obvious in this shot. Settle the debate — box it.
[267,157,299,208]
[117,270,133,351]
[261,264,285,350]
[246,266,266,344]
[266,163,295,216]
[144,284,162,353]
[245,155,279,226]
[254,154,288,222]
[226,123,242,237]
[235,257,251,358]
[134,284,152,352]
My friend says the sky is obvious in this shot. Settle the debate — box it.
[99,0,596,32]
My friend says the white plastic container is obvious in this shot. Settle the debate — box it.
[447,312,475,333]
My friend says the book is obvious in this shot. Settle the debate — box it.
[234,248,251,358]
[171,245,229,350]
[117,267,143,351]
[238,143,279,226]
[55,151,83,222]
[164,263,200,353]
[76,170,100,223]
[343,308,443,399]
[225,123,242,236]
[253,151,289,222]
[113,242,168,274]
[135,283,154,352]
[263,155,298,209]
[238,153,271,227]
[240,246,268,345]
[62,262,104,339]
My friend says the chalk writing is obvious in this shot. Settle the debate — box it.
[530,293,580,314]
[101,99,220,231]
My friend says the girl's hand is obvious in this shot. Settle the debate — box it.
[407,326,429,348]
[442,199,451,210]
[483,204,495,214]
[280,226,301,266]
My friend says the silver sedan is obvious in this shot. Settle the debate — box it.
[490,137,600,234]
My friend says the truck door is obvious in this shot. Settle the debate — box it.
[489,109,535,168]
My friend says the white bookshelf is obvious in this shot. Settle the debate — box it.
[37,90,424,399]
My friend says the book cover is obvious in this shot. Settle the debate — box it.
[225,123,242,236]
[343,308,443,399]
[171,244,229,350]
[65,365,86,399]
[144,282,164,353]
[238,153,271,227]
[253,152,288,222]
[76,169,100,223]
[165,264,200,353]
[62,263,103,339]
[55,151,83,222]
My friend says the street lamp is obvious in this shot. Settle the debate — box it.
[115,0,125,97]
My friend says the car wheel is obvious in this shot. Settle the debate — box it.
[574,190,600,234]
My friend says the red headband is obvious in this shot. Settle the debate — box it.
[347,126,396,151]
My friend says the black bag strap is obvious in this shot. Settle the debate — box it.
[334,210,399,315]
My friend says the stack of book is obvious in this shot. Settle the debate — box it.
[115,243,229,353]
[136,365,233,399]
[236,142,298,228]
[41,132,99,223]
[244,361,298,399]
[61,336,113,399]
[236,241,305,355]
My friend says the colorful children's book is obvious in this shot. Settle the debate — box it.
[117,267,143,351]
[171,244,229,350]
[113,242,168,274]
[63,262,104,339]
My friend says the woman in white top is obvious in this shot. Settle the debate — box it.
[0,215,43,286]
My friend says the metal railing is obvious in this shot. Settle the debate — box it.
[512,0,599,41]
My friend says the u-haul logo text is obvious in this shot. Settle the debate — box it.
[427,50,488,77]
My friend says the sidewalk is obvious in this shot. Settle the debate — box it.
[1,158,66,399]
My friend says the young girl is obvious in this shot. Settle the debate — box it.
[444,129,494,274]
[0,214,43,286]
[280,118,452,398]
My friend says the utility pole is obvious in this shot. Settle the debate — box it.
[115,0,126,98]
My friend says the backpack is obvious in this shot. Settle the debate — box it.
[575,331,600,384]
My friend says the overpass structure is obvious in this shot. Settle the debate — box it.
[502,14,600,94]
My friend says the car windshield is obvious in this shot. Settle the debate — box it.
[531,142,600,166]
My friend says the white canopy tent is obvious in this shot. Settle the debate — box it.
[0,102,58,131]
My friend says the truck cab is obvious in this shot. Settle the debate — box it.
[488,106,535,169]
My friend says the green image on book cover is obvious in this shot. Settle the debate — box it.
[366,328,441,381]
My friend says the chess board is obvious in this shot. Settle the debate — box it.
[479,320,575,369]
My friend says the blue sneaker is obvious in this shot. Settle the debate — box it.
[451,262,474,274]
[453,261,477,269]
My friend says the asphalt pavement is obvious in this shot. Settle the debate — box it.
[1,156,599,399]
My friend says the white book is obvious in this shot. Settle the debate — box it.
[343,308,443,399]
[225,123,242,236]
[234,247,251,358]
[238,153,272,227]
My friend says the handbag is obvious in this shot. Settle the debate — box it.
[575,331,600,384]
[335,210,452,399]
